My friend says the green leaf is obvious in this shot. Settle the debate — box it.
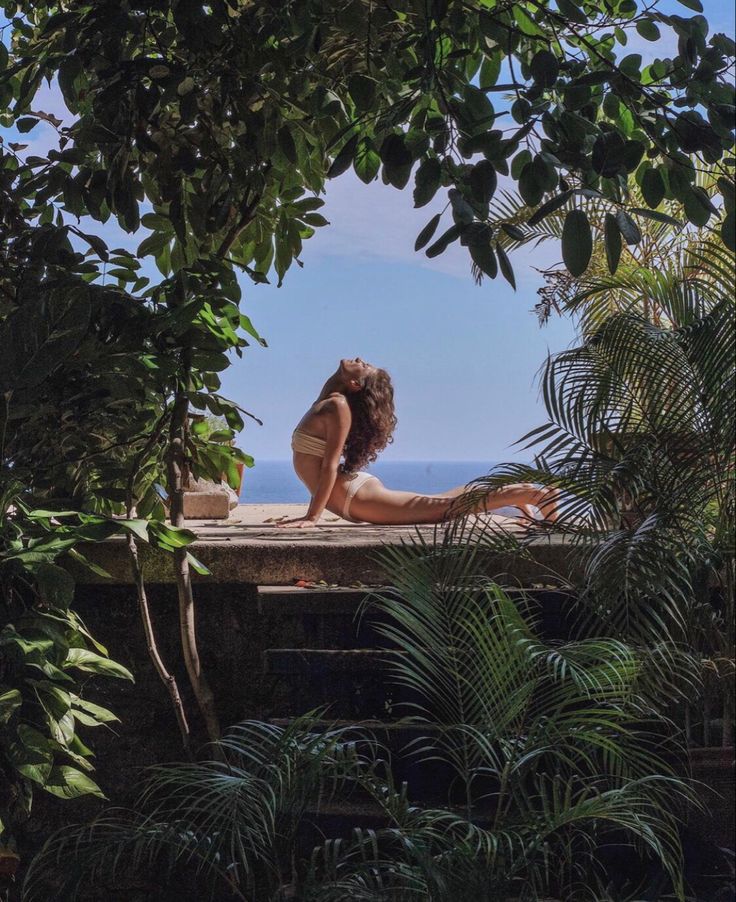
[348,73,376,111]
[562,209,593,277]
[683,190,711,226]
[33,562,75,609]
[716,176,735,214]
[676,0,703,10]
[149,522,197,548]
[615,209,642,245]
[74,229,109,262]
[556,0,588,24]
[0,689,22,724]
[277,126,297,164]
[107,267,136,281]
[514,5,544,36]
[604,213,622,274]
[519,161,544,207]
[118,519,150,543]
[592,132,626,178]
[469,160,497,205]
[380,133,413,189]
[530,49,559,88]
[479,53,502,88]
[240,313,267,347]
[66,549,113,582]
[413,157,441,208]
[415,214,442,252]
[426,225,461,258]
[327,134,358,179]
[636,19,660,41]
[301,213,329,227]
[186,551,211,576]
[10,725,53,784]
[641,168,665,208]
[469,241,498,280]
[619,53,643,79]
[71,694,120,725]
[527,190,573,226]
[354,139,380,184]
[501,223,526,242]
[16,116,38,133]
[511,149,532,180]
[27,509,80,519]
[495,242,516,289]
[44,766,105,800]
[177,76,195,96]
[622,140,645,173]
[462,85,495,129]
[628,207,682,227]
[64,648,134,681]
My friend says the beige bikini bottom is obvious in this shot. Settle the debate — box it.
[342,472,378,522]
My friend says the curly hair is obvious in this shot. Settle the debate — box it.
[341,368,397,473]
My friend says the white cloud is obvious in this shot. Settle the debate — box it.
[312,173,561,289]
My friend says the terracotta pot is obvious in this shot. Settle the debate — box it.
[219,461,245,497]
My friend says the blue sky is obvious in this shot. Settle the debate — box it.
[218,181,574,462]
[224,0,735,462]
[2,0,733,462]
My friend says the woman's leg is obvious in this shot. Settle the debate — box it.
[331,478,558,526]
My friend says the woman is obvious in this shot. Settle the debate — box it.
[277,358,558,528]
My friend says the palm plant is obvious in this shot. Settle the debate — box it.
[486,161,729,335]
[466,243,735,747]
[23,555,692,901]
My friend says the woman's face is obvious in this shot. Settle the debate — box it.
[340,357,375,387]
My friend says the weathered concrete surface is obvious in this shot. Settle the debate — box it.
[68,503,580,586]
[181,490,231,519]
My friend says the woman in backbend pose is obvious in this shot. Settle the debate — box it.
[277,358,558,528]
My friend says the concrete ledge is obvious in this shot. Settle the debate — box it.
[66,504,579,586]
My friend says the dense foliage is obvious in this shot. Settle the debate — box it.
[23,577,690,901]
[0,507,133,840]
[0,215,208,847]
[468,235,735,746]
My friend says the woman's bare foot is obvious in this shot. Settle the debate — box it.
[518,503,539,524]
[535,486,560,523]
[519,487,560,525]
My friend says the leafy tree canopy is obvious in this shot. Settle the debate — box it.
[1,0,734,296]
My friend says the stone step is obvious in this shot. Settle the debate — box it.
[255,586,575,649]
[265,647,399,675]
[264,648,408,720]
[256,585,575,649]
[256,584,394,649]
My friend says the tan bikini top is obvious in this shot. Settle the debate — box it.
[291,429,327,457]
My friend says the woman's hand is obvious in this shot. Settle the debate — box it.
[275,517,320,529]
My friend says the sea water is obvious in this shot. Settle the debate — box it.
[239,460,501,504]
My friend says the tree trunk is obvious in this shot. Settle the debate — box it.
[126,532,191,753]
[167,378,221,743]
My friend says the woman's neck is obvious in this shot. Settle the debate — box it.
[317,373,346,401]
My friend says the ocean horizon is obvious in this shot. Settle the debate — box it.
[238,459,504,504]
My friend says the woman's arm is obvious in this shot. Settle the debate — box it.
[277,395,350,528]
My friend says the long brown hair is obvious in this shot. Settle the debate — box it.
[341,368,397,473]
